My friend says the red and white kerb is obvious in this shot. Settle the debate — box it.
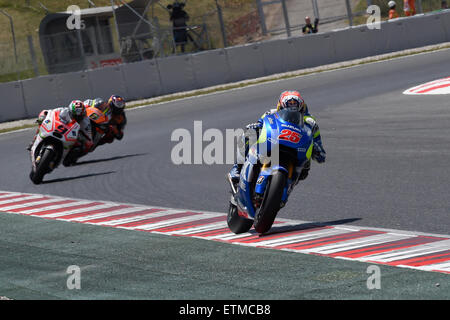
[403,77,450,95]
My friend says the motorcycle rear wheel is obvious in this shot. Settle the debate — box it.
[63,147,82,167]
[253,170,287,234]
[31,148,54,185]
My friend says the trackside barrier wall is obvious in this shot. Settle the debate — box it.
[442,11,450,41]
[260,39,292,75]
[403,14,447,47]
[0,81,28,122]
[156,55,198,94]
[191,49,231,88]
[55,71,92,106]
[293,33,337,69]
[385,19,417,52]
[2,10,450,123]
[333,27,387,61]
[21,75,59,116]
[225,43,266,82]
[283,38,307,72]
[87,65,128,101]
[120,60,162,101]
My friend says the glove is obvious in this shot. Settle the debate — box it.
[36,110,48,124]
[314,18,319,25]
[245,122,262,131]
[312,142,326,163]
[244,122,261,145]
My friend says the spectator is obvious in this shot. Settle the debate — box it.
[302,16,319,34]
[442,0,448,9]
[388,1,399,19]
[167,1,191,53]
[403,0,416,16]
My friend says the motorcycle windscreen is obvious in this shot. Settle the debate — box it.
[277,110,313,162]
[278,108,302,126]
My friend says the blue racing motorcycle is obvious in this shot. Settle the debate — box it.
[227,108,314,234]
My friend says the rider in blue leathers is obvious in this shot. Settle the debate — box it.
[228,90,326,187]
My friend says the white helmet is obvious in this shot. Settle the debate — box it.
[388,1,396,8]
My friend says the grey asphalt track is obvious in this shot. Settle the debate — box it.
[0,48,449,234]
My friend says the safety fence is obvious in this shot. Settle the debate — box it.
[255,0,447,37]
[1,10,449,123]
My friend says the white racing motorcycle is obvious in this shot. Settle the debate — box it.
[29,108,81,184]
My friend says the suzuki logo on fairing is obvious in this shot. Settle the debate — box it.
[281,124,301,132]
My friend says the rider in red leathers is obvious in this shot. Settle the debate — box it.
[27,100,93,156]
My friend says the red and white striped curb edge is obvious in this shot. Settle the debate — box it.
[403,77,450,95]
[0,190,449,274]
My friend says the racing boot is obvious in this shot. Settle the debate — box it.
[312,142,326,163]
[298,160,311,182]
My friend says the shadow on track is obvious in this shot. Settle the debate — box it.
[42,171,116,184]
[73,153,147,166]
[258,218,362,237]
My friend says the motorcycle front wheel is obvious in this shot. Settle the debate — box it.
[253,170,287,234]
[31,148,55,185]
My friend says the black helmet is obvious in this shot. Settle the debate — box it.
[108,95,125,113]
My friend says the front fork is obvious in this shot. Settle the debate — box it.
[255,162,294,208]
[30,133,43,171]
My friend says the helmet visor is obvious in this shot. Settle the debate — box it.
[111,96,125,109]
[285,98,300,110]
